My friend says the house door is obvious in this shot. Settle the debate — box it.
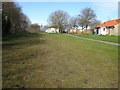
[96,30,99,34]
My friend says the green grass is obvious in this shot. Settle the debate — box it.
[3,32,118,88]
[71,34,119,43]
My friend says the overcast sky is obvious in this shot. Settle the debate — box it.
[18,1,118,26]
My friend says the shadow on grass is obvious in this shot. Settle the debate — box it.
[2,32,48,88]
[2,32,43,41]
[2,32,46,47]
[3,39,45,47]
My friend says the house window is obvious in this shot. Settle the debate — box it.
[103,28,105,31]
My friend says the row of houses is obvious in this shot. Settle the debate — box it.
[45,19,120,36]
[95,19,120,35]
[68,29,93,34]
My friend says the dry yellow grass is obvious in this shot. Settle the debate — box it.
[2,32,118,88]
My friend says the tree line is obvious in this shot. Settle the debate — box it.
[2,2,41,36]
[47,8,101,33]
[2,2,101,35]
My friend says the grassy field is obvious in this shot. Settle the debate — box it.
[3,32,118,88]
[71,34,119,43]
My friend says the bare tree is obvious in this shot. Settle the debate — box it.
[48,10,70,33]
[20,13,31,32]
[89,19,101,30]
[2,2,13,34]
[2,2,31,35]
[29,24,40,32]
[77,18,86,32]
[78,8,96,30]
[69,17,78,29]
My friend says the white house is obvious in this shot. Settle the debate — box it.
[45,26,59,33]
[95,19,120,35]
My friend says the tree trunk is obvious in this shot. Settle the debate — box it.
[82,26,84,33]
[86,25,88,30]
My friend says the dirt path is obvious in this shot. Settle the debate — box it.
[67,34,120,46]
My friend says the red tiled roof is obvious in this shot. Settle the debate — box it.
[96,19,120,27]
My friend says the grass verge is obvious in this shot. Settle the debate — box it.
[71,34,119,43]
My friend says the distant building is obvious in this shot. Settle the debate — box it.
[94,19,120,35]
[45,26,59,33]
[68,28,93,34]
[68,26,93,34]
